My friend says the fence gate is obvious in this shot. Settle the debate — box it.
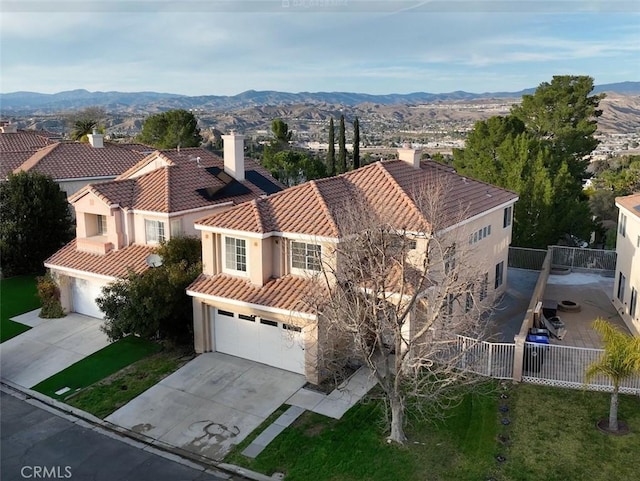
[456,336,515,380]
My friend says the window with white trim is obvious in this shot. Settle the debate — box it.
[479,273,488,301]
[495,261,504,289]
[291,241,321,272]
[224,237,247,273]
[631,287,637,319]
[145,219,166,244]
[96,215,107,235]
[503,206,512,228]
[617,272,626,302]
[469,224,492,245]
[170,218,182,236]
[619,213,627,237]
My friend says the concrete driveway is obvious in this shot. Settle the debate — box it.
[0,310,110,388]
[105,353,306,461]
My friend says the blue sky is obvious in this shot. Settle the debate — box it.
[1,1,638,95]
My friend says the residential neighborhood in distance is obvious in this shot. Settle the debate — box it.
[2,82,640,481]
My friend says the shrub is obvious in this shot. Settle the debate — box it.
[37,272,65,318]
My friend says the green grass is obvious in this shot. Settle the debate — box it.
[226,385,501,481]
[0,275,40,342]
[502,383,640,481]
[32,336,161,400]
[226,382,640,481]
[65,348,192,418]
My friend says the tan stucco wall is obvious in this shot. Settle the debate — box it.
[613,206,640,335]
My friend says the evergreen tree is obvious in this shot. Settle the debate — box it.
[453,75,601,248]
[327,118,336,176]
[353,116,360,169]
[138,109,202,149]
[0,172,73,276]
[338,115,347,173]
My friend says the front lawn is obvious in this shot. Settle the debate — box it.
[226,386,501,481]
[32,336,162,399]
[0,275,40,342]
[65,348,193,418]
[226,383,640,481]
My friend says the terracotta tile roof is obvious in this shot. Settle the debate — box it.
[197,159,518,237]
[13,142,145,180]
[45,240,153,278]
[616,193,640,219]
[1,130,60,177]
[76,147,284,213]
[187,273,316,314]
[0,130,57,153]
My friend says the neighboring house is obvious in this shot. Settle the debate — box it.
[187,149,519,383]
[0,123,61,178]
[45,133,283,319]
[612,193,640,336]
[11,132,152,198]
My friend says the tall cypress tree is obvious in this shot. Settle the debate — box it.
[353,116,360,169]
[327,118,336,176]
[338,114,347,173]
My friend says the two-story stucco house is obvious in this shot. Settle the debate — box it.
[612,193,640,336]
[187,150,519,383]
[45,133,283,319]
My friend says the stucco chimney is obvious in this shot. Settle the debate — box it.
[397,145,421,169]
[222,131,245,181]
[87,129,104,148]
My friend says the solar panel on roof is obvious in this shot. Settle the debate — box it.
[245,170,282,195]
[197,166,252,201]
[634,205,640,212]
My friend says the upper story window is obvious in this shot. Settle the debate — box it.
[291,241,321,272]
[224,237,247,273]
[444,243,456,274]
[171,218,182,236]
[96,215,107,236]
[619,213,627,237]
[503,206,513,228]
[469,225,492,245]
[145,219,166,244]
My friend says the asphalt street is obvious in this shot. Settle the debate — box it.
[0,391,236,481]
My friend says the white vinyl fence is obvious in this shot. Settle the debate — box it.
[456,336,515,380]
[455,336,640,395]
[521,342,640,395]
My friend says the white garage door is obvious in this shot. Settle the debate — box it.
[212,308,305,374]
[71,278,108,319]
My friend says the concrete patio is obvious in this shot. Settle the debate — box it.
[542,272,632,348]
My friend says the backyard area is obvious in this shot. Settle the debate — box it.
[0,275,40,342]
[226,382,640,481]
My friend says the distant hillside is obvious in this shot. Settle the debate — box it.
[1,82,638,115]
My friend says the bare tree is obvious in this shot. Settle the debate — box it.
[309,179,493,444]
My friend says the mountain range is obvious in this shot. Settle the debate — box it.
[1,82,639,115]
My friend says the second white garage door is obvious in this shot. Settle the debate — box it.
[211,308,305,374]
[71,278,109,319]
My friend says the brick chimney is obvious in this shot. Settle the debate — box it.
[397,144,421,169]
[222,131,245,181]
[87,129,104,148]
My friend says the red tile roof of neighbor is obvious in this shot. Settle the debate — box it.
[0,130,60,177]
[187,274,317,314]
[73,148,284,213]
[616,193,640,219]
[13,142,146,180]
[45,241,153,279]
[197,159,518,236]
